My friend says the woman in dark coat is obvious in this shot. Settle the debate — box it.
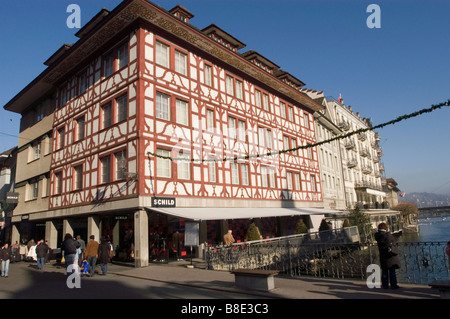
[97,237,111,275]
[374,223,401,289]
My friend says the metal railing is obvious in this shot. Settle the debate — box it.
[205,231,449,284]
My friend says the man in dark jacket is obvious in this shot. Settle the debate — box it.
[1,242,12,277]
[374,223,401,289]
[97,237,111,275]
[36,239,50,270]
[61,233,81,276]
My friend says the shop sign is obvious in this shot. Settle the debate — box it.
[6,192,19,204]
[115,216,129,220]
[185,221,199,246]
[151,197,176,208]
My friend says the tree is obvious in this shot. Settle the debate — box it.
[295,219,308,235]
[342,218,351,228]
[392,202,418,226]
[245,222,262,241]
[347,206,371,241]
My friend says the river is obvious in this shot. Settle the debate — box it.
[401,216,450,243]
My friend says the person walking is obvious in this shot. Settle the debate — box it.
[61,233,81,276]
[36,239,50,270]
[374,223,401,289]
[1,242,12,278]
[84,235,99,277]
[98,236,111,275]
[76,235,86,266]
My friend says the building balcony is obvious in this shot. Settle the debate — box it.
[345,140,356,150]
[357,132,367,141]
[354,180,383,192]
[337,120,350,131]
[347,159,358,168]
[359,148,371,158]
[362,165,372,174]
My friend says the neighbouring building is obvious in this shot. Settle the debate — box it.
[302,89,346,212]
[327,97,386,210]
[0,147,18,243]
[3,1,344,267]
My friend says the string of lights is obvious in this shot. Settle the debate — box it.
[146,99,450,163]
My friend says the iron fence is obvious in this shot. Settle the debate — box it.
[205,231,449,284]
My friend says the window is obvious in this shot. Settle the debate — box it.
[156,92,170,120]
[294,173,301,190]
[286,172,293,190]
[100,156,111,184]
[304,114,310,129]
[118,43,128,69]
[104,52,114,78]
[156,41,169,68]
[228,116,237,140]
[255,90,262,108]
[288,105,294,122]
[291,138,298,155]
[74,165,83,190]
[261,166,268,187]
[32,142,41,161]
[177,153,190,180]
[206,109,215,132]
[238,120,246,141]
[261,166,276,188]
[226,75,234,96]
[156,149,171,178]
[283,136,290,151]
[176,99,189,126]
[116,94,128,123]
[57,127,65,149]
[236,80,243,99]
[55,172,63,195]
[231,163,239,185]
[204,64,212,86]
[175,50,187,75]
[76,116,85,141]
[280,102,286,119]
[102,102,112,129]
[268,168,276,188]
[258,127,273,148]
[241,163,249,186]
[30,181,39,200]
[115,150,127,180]
[209,161,217,183]
[310,175,317,192]
[79,71,87,94]
[263,93,270,111]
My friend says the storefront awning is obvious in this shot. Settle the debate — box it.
[149,206,346,221]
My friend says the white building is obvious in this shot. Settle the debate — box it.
[327,97,386,210]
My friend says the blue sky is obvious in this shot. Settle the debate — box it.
[0,0,449,194]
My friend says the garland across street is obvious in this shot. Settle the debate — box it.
[147,99,450,163]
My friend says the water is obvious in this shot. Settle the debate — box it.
[401,216,450,243]
[396,216,450,284]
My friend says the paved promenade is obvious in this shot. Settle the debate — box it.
[0,258,441,301]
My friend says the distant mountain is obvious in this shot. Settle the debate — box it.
[399,192,450,208]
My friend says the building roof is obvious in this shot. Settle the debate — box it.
[3,0,323,114]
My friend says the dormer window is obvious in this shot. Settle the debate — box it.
[169,5,194,24]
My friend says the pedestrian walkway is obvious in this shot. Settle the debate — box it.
[108,258,440,299]
[0,259,441,300]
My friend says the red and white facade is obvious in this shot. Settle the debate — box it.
[6,0,335,266]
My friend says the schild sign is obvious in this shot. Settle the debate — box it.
[151,197,176,208]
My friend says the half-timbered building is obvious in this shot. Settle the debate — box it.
[4,0,342,266]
